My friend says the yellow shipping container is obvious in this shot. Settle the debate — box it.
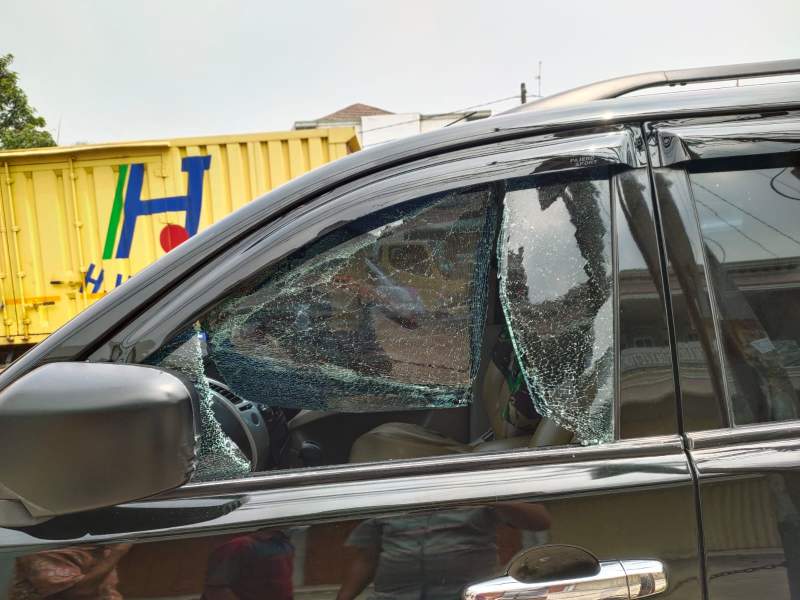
[0,127,360,350]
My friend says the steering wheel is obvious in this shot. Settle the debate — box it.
[207,378,289,471]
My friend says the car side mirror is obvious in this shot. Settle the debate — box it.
[0,362,199,527]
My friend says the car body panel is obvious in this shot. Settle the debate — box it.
[0,437,702,599]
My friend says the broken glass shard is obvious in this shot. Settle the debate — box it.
[498,176,615,444]
[203,187,498,412]
[147,327,251,481]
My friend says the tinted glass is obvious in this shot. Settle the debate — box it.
[616,170,678,437]
[654,169,728,431]
[690,161,800,424]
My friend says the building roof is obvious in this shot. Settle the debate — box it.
[318,103,394,121]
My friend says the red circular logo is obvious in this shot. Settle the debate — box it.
[159,224,190,252]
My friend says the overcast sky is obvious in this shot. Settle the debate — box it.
[3,0,800,146]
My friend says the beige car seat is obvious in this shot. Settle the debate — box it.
[349,346,573,463]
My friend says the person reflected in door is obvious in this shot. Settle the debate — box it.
[202,528,294,600]
[10,543,132,600]
[335,502,551,600]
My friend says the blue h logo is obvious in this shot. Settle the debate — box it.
[115,155,211,259]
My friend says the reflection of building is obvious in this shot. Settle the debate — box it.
[621,257,800,371]
[619,254,800,433]
[294,103,490,148]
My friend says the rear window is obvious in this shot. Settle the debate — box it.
[690,162,800,424]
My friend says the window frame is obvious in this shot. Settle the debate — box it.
[94,124,675,493]
[648,111,800,435]
[94,125,642,364]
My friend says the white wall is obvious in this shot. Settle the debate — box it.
[361,113,421,147]
[420,115,458,133]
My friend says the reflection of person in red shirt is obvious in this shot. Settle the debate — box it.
[202,529,294,600]
[10,543,131,600]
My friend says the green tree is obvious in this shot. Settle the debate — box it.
[0,53,55,150]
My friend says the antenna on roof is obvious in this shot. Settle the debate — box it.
[535,61,542,98]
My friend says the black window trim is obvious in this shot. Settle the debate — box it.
[610,170,622,441]
[94,125,644,365]
[155,433,685,501]
[680,167,736,429]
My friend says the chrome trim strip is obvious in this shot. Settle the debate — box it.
[689,422,800,479]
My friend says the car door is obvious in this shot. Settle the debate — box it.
[648,110,800,600]
[0,124,702,600]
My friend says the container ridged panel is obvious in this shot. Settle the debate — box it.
[0,127,359,345]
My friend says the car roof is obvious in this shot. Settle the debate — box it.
[223,81,800,230]
[407,81,800,153]
[311,81,800,188]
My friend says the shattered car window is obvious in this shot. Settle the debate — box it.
[191,187,496,413]
[146,165,621,480]
[147,327,251,481]
[498,174,615,444]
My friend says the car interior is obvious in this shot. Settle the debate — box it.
[202,261,576,475]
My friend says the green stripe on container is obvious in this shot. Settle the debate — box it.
[102,164,128,260]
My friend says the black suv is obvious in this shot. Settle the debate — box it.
[1,59,800,600]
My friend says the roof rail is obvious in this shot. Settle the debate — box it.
[504,58,800,114]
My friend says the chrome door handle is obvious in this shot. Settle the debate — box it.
[463,558,666,600]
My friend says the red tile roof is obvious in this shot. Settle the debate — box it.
[318,103,394,121]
